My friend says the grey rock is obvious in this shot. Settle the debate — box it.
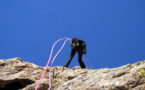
[0,58,145,90]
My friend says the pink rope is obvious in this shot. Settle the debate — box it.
[34,37,71,90]
[48,39,70,90]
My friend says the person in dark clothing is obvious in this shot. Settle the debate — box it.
[64,38,87,68]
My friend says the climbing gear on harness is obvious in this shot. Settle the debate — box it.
[71,42,86,48]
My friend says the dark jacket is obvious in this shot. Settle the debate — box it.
[71,38,87,54]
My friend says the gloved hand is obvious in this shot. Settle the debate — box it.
[83,49,87,54]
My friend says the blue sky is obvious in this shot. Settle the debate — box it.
[0,0,145,69]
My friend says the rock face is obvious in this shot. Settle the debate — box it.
[0,58,49,90]
[0,58,145,90]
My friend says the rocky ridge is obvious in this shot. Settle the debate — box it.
[0,58,145,90]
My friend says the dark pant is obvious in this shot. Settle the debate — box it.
[64,47,86,68]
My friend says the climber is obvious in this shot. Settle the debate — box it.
[64,38,87,68]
